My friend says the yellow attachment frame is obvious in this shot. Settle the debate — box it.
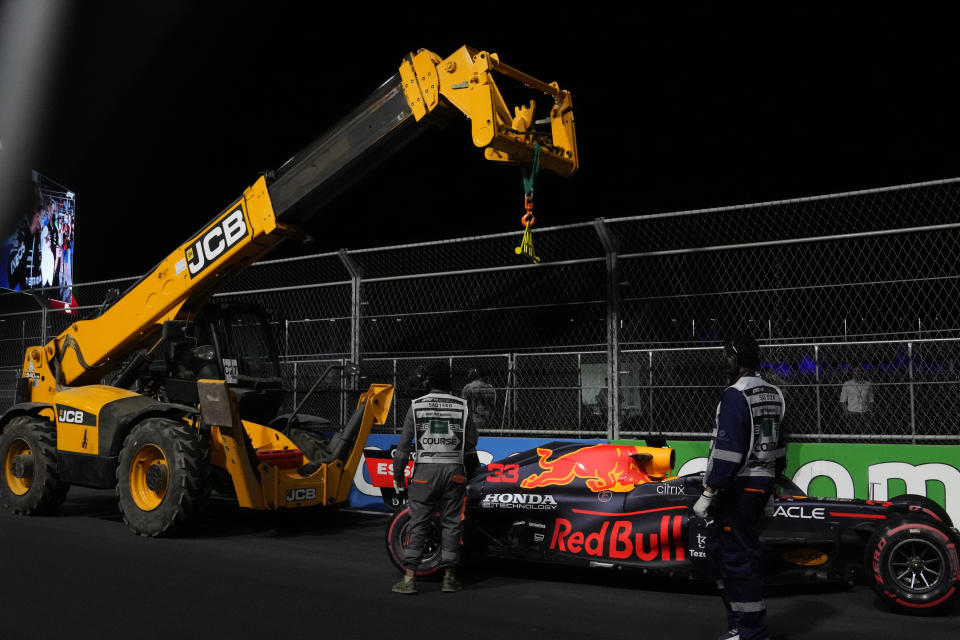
[199,380,394,510]
[399,46,578,177]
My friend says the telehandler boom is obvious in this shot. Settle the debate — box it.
[0,46,578,536]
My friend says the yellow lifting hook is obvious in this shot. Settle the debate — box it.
[515,201,540,263]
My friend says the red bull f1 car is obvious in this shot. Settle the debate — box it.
[365,441,960,615]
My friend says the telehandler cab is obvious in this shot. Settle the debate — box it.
[0,46,578,535]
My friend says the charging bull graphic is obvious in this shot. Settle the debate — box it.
[520,444,651,492]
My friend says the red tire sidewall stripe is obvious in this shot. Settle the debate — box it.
[387,507,411,568]
[386,506,440,578]
[896,586,956,609]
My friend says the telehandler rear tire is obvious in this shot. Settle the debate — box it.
[116,417,211,537]
[0,415,69,515]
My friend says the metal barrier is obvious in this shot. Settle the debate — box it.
[2,177,960,443]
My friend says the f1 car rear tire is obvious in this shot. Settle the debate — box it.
[116,417,211,537]
[0,415,69,515]
[866,517,960,615]
[386,507,444,578]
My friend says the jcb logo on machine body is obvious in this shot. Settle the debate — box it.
[285,487,317,503]
[186,206,249,277]
[56,404,96,426]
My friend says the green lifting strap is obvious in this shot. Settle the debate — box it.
[521,143,542,198]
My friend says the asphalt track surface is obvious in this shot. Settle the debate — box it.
[1,488,957,640]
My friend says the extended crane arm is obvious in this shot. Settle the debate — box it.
[27,46,578,390]
[269,45,577,224]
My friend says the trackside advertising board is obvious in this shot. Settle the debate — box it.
[351,435,605,510]
[623,440,960,525]
[351,435,960,524]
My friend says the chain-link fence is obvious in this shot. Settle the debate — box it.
[3,178,960,443]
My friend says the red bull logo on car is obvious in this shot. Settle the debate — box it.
[521,444,651,492]
[550,514,686,562]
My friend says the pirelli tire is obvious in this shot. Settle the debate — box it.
[116,417,211,537]
[386,506,444,578]
[0,415,69,515]
[866,516,960,615]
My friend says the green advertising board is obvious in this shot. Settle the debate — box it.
[615,440,960,524]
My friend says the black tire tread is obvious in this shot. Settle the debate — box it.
[116,417,211,537]
[0,415,68,515]
[865,515,959,615]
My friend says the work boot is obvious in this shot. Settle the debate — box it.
[391,577,418,594]
[441,574,462,593]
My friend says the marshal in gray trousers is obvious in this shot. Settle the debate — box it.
[402,463,466,569]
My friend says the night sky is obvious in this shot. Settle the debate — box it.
[9,3,960,284]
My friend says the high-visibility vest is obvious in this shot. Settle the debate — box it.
[709,375,786,481]
[412,393,469,465]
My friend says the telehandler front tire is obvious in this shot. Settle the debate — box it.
[116,417,211,537]
[0,415,69,515]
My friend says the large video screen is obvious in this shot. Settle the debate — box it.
[1,171,75,304]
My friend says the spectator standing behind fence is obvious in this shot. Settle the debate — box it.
[840,366,874,428]
[462,367,496,430]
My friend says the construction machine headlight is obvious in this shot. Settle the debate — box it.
[193,345,216,361]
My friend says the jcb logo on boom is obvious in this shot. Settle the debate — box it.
[186,207,248,277]
[285,488,317,503]
[55,404,96,426]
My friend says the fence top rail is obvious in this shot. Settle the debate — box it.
[514,350,607,358]
[609,176,960,225]
[345,221,598,255]
[0,275,139,301]
[246,249,342,267]
[213,280,352,297]
[619,220,960,261]
[363,353,512,362]
[623,335,960,354]
[362,256,605,284]
[0,309,46,319]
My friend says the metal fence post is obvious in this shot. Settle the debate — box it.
[21,319,27,366]
[337,248,363,373]
[292,361,298,410]
[392,358,398,431]
[648,350,654,434]
[508,353,517,433]
[577,353,582,430]
[593,218,620,440]
[340,356,347,426]
[908,341,916,444]
[814,344,822,442]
